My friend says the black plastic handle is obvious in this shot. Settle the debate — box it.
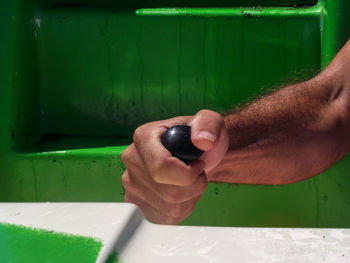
[161,125,203,162]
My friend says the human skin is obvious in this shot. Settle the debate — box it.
[121,40,350,225]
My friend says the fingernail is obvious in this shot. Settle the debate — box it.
[197,131,216,142]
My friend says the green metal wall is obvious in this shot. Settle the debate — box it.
[1,0,350,227]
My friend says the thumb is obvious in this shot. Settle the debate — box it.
[190,110,225,151]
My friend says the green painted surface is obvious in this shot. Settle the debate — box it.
[35,5,320,137]
[321,0,350,67]
[0,0,350,229]
[0,223,102,263]
[39,0,318,8]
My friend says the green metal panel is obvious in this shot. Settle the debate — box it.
[321,0,350,67]
[0,0,349,227]
[39,0,318,8]
[35,5,321,137]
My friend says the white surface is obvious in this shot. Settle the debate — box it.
[122,222,350,263]
[0,202,143,262]
[1,203,350,263]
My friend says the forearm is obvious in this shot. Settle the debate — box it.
[208,43,350,184]
[208,126,347,184]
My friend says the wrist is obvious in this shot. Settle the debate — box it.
[310,67,350,133]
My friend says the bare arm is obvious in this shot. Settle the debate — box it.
[209,40,350,184]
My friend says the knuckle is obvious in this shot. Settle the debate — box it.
[163,188,182,204]
[152,174,168,185]
[182,174,198,186]
[177,167,197,185]
[121,146,132,166]
[133,124,148,144]
[170,204,195,224]
[167,204,185,218]
[149,159,168,182]
[151,173,162,183]
[149,164,162,181]
[132,126,142,144]
[121,172,131,189]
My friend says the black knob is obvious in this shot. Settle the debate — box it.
[161,125,203,162]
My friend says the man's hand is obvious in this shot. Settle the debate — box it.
[121,110,229,224]
[122,40,350,224]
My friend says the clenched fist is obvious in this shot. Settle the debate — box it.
[121,110,229,224]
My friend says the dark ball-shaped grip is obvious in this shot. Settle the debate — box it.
[161,125,203,162]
